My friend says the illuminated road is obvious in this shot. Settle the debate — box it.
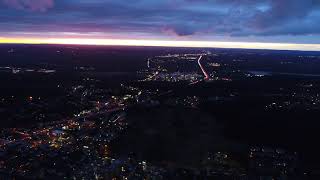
[197,55,209,80]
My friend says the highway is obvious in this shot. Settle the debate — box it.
[197,55,210,80]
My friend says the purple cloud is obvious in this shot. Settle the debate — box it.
[2,0,54,12]
[0,0,320,43]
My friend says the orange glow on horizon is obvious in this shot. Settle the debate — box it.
[0,37,320,51]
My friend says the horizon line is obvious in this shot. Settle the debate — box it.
[1,37,320,51]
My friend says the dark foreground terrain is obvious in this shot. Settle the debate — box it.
[0,44,320,179]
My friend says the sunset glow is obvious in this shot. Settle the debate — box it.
[1,37,320,51]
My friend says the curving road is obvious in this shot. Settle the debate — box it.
[197,55,210,80]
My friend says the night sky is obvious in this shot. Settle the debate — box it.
[0,0,320,50]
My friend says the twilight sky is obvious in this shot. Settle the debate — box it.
[0,0,320,50]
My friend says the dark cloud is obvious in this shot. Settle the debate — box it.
[250,0,320,29]
[0,0,319,42]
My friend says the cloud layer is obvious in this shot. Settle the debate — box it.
[0,0,319,43]
[2,0,54,12]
